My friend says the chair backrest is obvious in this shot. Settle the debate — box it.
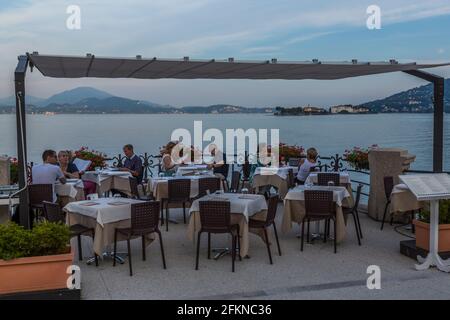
[287,169,295,189]
[168,179,191,201]
[230,171,241,192]
[384,176,394,200]
[242,162,251,180]
[354,184,363,210]
[43,201,65,223]
[288,158,300,167]
[317,173,340,186]
[28,184,53,206]
[199,201,231,232]
[265,194,279,225]
[304,190,335,217]
[198,177,221,197]
[129,177,140,199]
[130,201,160,232]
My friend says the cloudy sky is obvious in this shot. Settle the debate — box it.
[0,0,449,107]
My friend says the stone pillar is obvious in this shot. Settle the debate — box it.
[0,156,10,185]
[368,148,415,220]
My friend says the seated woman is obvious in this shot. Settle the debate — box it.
[206,144,229,180]
[160,141,179,176]
[58,150,97,196]
[296,147,318,184]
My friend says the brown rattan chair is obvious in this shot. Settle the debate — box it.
[288,158,300,167]
[241,162,251,190]
[113,201,166,276]
[342,184,363,245]
[196,201,241,272]
[380,176,394,230]
[197,177,221,198]
[42,201,98,265]
[29,184,53,221]
[162,179,191,231]
[229,171,241,193]
[317,172,340,186]
[129,176,153,200]
[248,195,281,264]
[302,190,337,253]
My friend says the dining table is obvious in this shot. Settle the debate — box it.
[64,197,152,259]
[55,178,85,206]
[282,185,353,243]
[82,169,132,196]
[390,183,424,217]
[187,192,268,257]
[252,166,299,199]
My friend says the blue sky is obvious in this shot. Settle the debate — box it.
[0,0,449,107]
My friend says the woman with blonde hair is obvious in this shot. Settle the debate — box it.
[296,147,318,184]
[160,141,179,175]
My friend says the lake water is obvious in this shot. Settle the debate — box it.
[0,113,449,171]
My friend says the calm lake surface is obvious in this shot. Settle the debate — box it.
[0,113,449,171]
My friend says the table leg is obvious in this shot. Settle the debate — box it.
[415,200,450,272]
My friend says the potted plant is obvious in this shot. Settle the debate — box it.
[343,145,378,171]
[414,200,450,253]
[72,146,107,171]
[278,143,305,164]
[0,221,73,295]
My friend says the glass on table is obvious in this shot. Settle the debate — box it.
[241,187,249,194]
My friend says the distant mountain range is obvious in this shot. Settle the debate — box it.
[360,79,450,113]
[0,80,449,114]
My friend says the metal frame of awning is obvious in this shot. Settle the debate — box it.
[14,53,447,228]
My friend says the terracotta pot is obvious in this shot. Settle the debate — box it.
[413,220,450,253]
[0,247,74,295]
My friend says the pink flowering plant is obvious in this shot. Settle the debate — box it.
[73,147,108,171]
[279,143,305,163]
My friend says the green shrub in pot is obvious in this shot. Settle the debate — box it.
[418,199,450,225]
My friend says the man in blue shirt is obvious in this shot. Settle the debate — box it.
[120,144,143,183]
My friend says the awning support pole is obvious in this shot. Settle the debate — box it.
[14,55,30,228]
[403,70,445,173]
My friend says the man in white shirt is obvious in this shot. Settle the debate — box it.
[32,149,66,202]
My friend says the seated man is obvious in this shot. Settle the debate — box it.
[32,149,66,202]
[207,144,229,179]
[120,144,143,183]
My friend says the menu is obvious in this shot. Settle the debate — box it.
[399,174,450,201]
[73,158,92,172]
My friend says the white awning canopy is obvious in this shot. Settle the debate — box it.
[28,53,450,80]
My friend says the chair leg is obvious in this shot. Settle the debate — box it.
[306,219,310,243]
[231,234,236,272]
[323,219,327,243]
[165,202,169,232]
[77,235,83,261]
[94,253,99,267]
[183,202,186,224]
[380,201,389,230]
[237,233,242,261]
[207,233,211,259]
[157,231,167,269]
[142,235,146,261]
[113,229,118,267]
[263,228,273,265]
[355,208,363,239]
[160,200,164,226]
[273,223,282,256]
[195,232,201,270]
[127,238,133,276]
[301,219,305,251]
[352,213,361,246]
[333,219,337,254]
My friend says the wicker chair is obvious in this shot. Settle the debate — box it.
[129,177,153,200]
[302,190,337,253]
[317,173,340,186]
[42,201,98,265]
[196,201,240,272]
[229,171,241,193]
[248,195,281,264]
[197,177,221,198]
[288,158,300,167]
[287,168,296,189]
[162,179,191,231]
[342,184,363,245]
[113,201,166,276]
[380,176,394,230]
[29,184,53,222]
[241,162,251,190]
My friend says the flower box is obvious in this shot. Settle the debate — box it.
[413,220,450,253]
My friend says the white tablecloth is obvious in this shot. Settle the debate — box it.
[305,172,351,185]
[149,174,217,200]
[55,179,84,199]
[82,170,132,195]
[254,166,298,180]
[176,165,209,176]
[284,185,350,207]
[189,193,267,222]
[63,197,146,226]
